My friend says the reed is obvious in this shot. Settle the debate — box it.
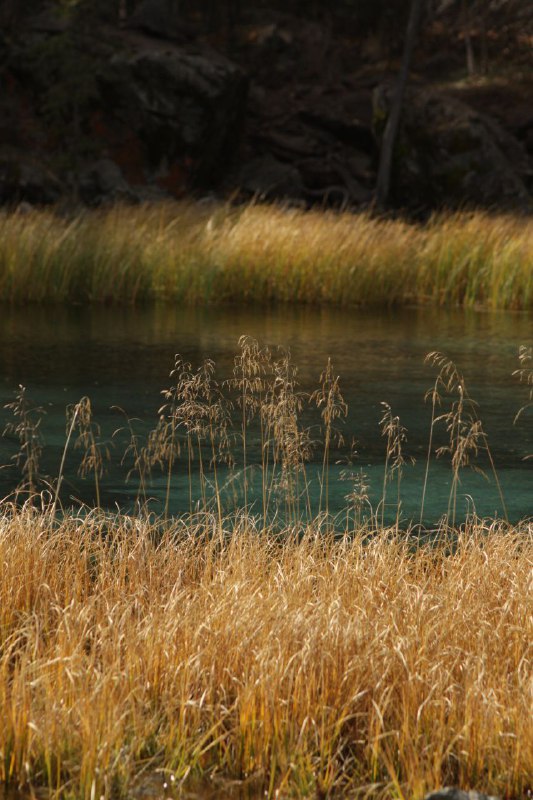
[421,353,508,528]
[2,385,45,500]
[0,203,531,309]
[514,345,533,429]
[1,338,523,525]
[379,402,413,531]
[0,508,530,800]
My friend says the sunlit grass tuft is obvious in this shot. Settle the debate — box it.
[0,203,531,308]
[0,508,531,800]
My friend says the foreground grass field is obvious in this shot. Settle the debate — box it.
[0,509,531,800]
[0,202,531,308]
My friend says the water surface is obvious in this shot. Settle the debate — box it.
[0,305,531,523]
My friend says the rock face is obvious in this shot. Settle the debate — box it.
[235,77,376,209]
[0,11,247,206]
[1,4,532,212]
[373,82,533,211]
[79,159,137,206]
[235,154,304,202]
[128,0,188,41]
[0,151,62,206]
[96,45,247,193]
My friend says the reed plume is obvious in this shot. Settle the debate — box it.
[226,335,273,511]
[424,352,507,526]
[379,402,413,530]
[2,385,45,500]
[311,358,347,518]
[68,396,111,508]
[261,349,313,523]
[513,345,533,425]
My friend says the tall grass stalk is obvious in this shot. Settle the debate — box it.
[311,359,347,518]
[1,339,525,525]
[379,402,412,530]
[0,509,530,799]
[2,385,45,500]
[113,409,149,512]
[68,397,111,509]
[514,345,533,428]
[227,336,272,512]
[425,353,508,525]
[0,203,531,309]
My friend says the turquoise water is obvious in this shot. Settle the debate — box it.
[0,304,531,524]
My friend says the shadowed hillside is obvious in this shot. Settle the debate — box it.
[0,0,532,213]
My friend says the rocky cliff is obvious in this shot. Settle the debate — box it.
[1,0,531,213]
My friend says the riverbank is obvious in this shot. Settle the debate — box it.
[0,508,531,799]
[0,203,532,309]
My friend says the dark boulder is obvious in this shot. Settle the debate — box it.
[96,43,248,194]
[127,0,191,42]
[299,109,375,154]
[0,149,62,206]
[78,158,137,206]
[1,17,248,204]
[235,154,304,202]
[373,82,533,210]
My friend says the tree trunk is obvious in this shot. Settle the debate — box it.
[374,0,425,210]
[461,0,476,76]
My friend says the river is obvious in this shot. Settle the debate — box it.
[0,304,531,524]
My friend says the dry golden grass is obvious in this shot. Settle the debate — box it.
[0,202,531,308]
[0,508,531,799]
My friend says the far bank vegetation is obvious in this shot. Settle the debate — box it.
[0,203,531,309]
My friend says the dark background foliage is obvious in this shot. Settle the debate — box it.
[0,0,531,212]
